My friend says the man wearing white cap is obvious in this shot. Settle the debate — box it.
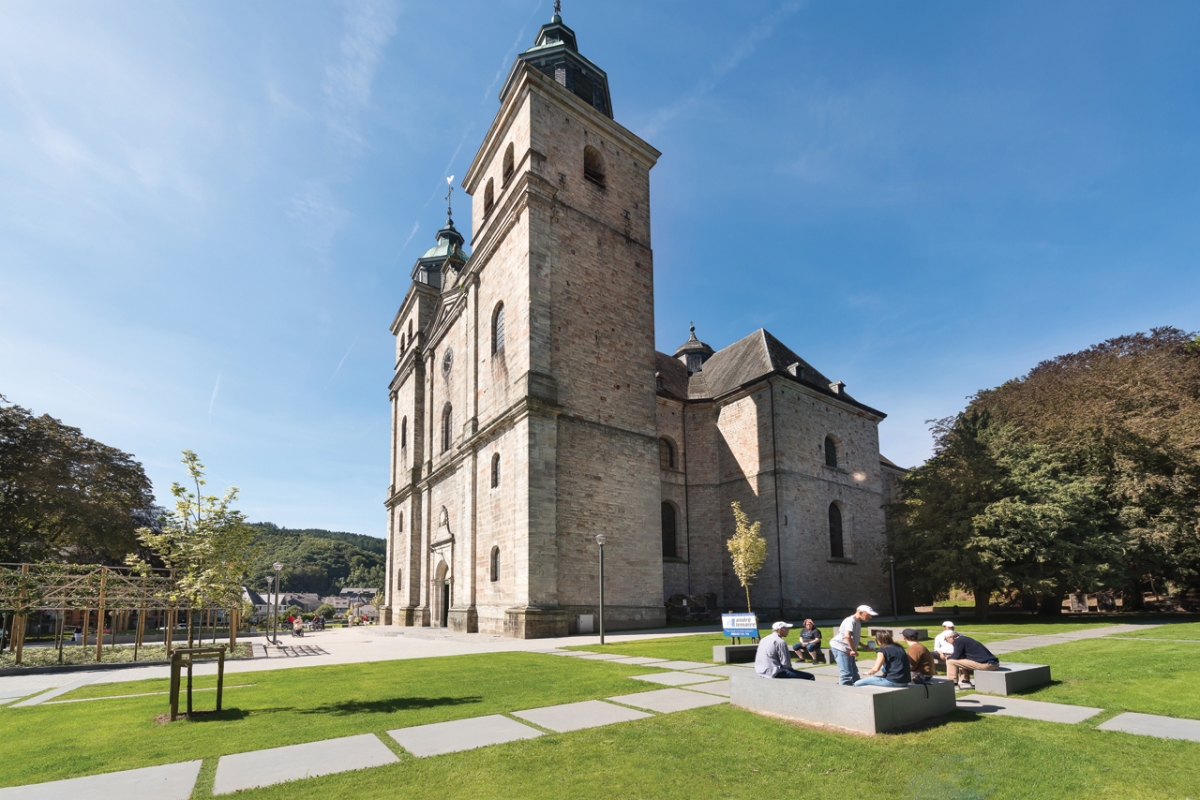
[830,605,878,685]
[754,621,816,680]
[932,621,956,668]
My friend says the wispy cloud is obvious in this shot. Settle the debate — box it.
[643,1,804,138]
[326,336,360,389]
[208,370,222,419]
[323,0,400,149]
[288,180,353,254]
[482,0,544,102]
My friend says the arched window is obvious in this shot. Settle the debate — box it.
[441,404,453,453]
[484,178,495,215]
[491,302,505,355]
[659,438,675,469]
[583,145,606,187]
[398,512,403,533]
[400,417,407,450]
[825,436,838,468]
[396,568,402,593]
[829,503,844,558]
[661,502,677,558]
[491,452,500,488]
[490,546,500,582]
[502,143,514,183]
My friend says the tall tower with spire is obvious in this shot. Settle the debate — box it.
[385,6,664,637]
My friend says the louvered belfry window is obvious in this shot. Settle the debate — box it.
[492,303,505,355]
[829,503,844,558]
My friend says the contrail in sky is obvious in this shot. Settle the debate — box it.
[326,336,360,389]
[209,371,222,419]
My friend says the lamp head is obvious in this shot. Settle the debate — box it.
[266,576,273,586]
[273,562,283,572]
[595,534,606,546]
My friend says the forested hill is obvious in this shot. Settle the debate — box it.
[247,522,385,596]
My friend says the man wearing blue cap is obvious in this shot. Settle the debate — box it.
[754,621,816,680]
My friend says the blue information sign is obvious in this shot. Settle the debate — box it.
[722,613,759,638]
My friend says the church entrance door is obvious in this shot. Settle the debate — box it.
[440,582,450,628]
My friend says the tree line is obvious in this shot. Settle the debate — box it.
[890,328,1200,618]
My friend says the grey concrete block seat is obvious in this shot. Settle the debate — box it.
[729,674,955,735]
[870,626,928,641]
[972,663,1051,696]
[713,644,759,664]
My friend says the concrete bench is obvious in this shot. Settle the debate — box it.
[870,626,928,641]
[972,663,1051,696]
[729,673,955,735]
[713,644,759,664]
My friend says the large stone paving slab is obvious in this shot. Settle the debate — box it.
[10,677,95,707]
[575,653,635,661]
[513,700,651,732]
[689,665,756,678]
[0,760,202,800]
[617,657,670,665]
[650,660,711,671]
[609,688,727,713]
[1098,712,1200,742]
[388,714,542,757]
[685,679,731,697]
[630,672,723,686]
[212,733,397,795]
[956,696,1101,724]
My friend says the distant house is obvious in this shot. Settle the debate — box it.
[242,587,271,618]
[321,595,351,612]
[281,593,322,612]
[339,587,379,599]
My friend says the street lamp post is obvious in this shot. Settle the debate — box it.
[272,562,284,644]
[888,555,899,622]
[265,576,274,645]
[595,534,606,645]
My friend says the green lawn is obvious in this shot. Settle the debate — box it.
[6,632,1200,798]
[201,703,1199,800]
[1002,638,1200,719]
[0,652,662,789]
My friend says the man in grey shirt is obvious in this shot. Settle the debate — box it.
[755,621,816,680]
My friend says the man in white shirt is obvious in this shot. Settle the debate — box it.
[829,605,878,685]
[932,621,956,667]
[755,621,816,680]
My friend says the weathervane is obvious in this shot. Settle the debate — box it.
[445,175,455,221]
[554,1,561,15]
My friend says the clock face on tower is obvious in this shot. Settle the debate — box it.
[442,348,454,379]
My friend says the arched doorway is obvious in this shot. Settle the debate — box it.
[433,559,451,628]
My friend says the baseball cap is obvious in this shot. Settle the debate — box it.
[901,628,919,639]
[942,621,955,628]
[771,621,794,631]
[856,605,878,616]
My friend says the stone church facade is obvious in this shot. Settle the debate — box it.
[383,11,905,638]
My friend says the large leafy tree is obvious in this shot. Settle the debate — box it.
[0,394,155,564]
[972,327,1200,603]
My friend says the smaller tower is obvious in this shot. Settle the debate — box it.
[412,189,469,289]
[498,4,613,118]
[674,325,715,375]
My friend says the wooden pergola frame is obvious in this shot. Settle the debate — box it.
[0,563,241,667]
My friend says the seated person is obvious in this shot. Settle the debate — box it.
[932,620,956,667]
[755,621,816,680]
[901,628,936,683]
[791,618,824,663]
[944,630,1000,689]
[854,631,912,688]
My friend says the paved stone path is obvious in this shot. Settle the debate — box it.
[986,624,1153,654]
[212,733,398,796]
[1097,712,1200,743]
[5,619,1193,798]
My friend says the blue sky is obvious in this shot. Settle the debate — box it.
[2,1,1198,538]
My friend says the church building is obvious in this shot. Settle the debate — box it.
[383,8,905,638]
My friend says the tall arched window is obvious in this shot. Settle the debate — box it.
[502,143,515,183]
[583,145,606,186]
[491,452,500,488]
[484,178,495,215]
[400,417,407,450]
[659,438,675,469]
[492,302,505,355]
[441,403,453,453]
[396,568,402,593]
[490,546,500,582]
[829,503,844,558]
[661,502,677,558]
[825,436,838,468]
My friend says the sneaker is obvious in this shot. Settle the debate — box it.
[957,681,974,690]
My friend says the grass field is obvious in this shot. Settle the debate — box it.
[4,618,1199,799]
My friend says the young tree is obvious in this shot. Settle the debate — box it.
[314,603,335,620]
[126,451,255,647]
[727,502,767,613]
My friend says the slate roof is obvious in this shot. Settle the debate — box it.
[656,328,885,418]
[654,351,690,400]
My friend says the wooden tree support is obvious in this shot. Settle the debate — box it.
[169,645,226,721]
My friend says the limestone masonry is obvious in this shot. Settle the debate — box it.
[383,10,905,638]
